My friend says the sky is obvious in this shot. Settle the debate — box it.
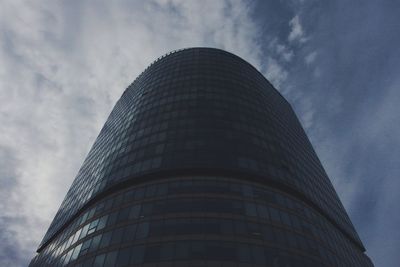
[0,0,399,266]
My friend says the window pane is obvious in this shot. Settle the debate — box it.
[129,205,141,219]
[269,207,281,223]
[136,222,149,239]
[175,241,190,260]
[144,244,161,262]
[257,204,269,219]
[88,234,102,253]
[97,215,108,231]
[79,224,90,240]
[117,207,130,223]
[110,227,124,245]
[103,251,118,267]
[99,231,112,249]
[237,243,251,263]
[80,239,92,256]
[122,224,137,242]
[116,247,131,266]
[130,246,145,264]
[252,245,266,265]
[159,242,175,261]
[220,219,234,235]
[245,202,258,217]
[70,243,82,262]
[93,253,106,267]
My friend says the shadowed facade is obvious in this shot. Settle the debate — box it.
[30,48,373,267]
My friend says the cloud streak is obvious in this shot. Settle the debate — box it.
[288,15,307,43]
[279,1,400,266]
[0,1,263,265]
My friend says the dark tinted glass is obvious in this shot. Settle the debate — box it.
[30,48,373,267]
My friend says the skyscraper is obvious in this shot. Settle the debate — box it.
[30,48,373,266]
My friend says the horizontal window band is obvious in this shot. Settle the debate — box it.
[36,168,365,253]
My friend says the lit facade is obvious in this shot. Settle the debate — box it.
[30,48,373,267]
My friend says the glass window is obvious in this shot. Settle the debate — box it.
[103,251,118,267]
[93,253,106,267]
[99,231,112,249]
[247,222,262,238]
[156,183,168,196]
[175,241,190,260]
[134,188,145,200]
[245,202,258,217]
[275,228,287,246]
[252,245,266,265]
[87,219,99,235]
[145,185,157,197]
[116,247,131,266]
[232,200,244,213]
[203,219,220,234]
[235,220,246,235]
[220,219,234,235]
[281,211,292,226]
[262,226,275,242]
[79,224,90,240]
[110,227,124,245]
[269,207,281,223]
[80,212,89,225]
[122,224,137,242]
[104,198,114,211]
[113,194,123,208]
[144,244,161,262]
[141,203,153,217]
[164,219,177,235]
[159,242,175,261]
[237,243,251,263]
[229,183,242,195]
[117,207,130,223]
[107,211,118,227]
[70,243,82,262]
[190,241,205,260]
[149,220,164,236]
[81,256,94,267]
[152,157,162,168]
[97,215,108,231]
[207,241,220,260]
[219,243,236,261]
[88,234,102,253]
[291,214,301,230]
[129,205,141,219]
[80,238,92,256]
[136,222,149,239]
[123,190,135,203]
[130,246,145,264]
[72,228,82,244]
[287,232,298,249]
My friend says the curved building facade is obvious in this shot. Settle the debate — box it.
[30,48,373,267]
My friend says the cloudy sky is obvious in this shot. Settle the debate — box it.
[0,0,399,266]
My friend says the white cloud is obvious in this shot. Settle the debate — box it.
[277,43,294,62]
[305,51,318,64]
[288,15,307,43]
[0,0,262,265]
[264,57,288,88]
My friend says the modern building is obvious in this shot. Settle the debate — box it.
[30,48,373,267]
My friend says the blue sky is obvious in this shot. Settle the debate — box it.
[0,0,399,266]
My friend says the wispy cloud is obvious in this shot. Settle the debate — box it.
[281,2,400,266]
[0,1,263,265]
[288,15,307,43]
[304,51,317,64]
[264,57,288,88]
